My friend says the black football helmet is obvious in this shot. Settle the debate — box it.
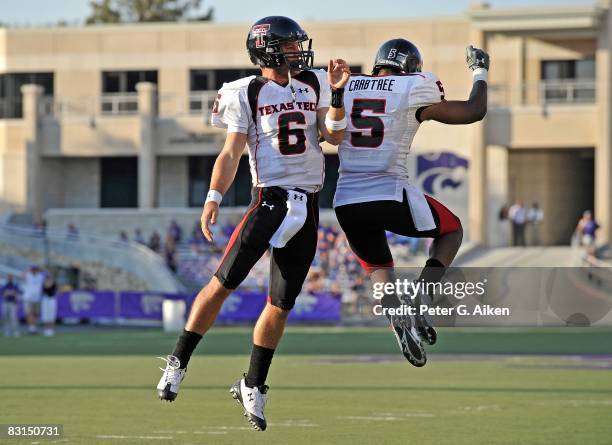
[246,16,314,70]
[372,38,423,74]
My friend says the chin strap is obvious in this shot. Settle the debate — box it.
[287,68,297,103]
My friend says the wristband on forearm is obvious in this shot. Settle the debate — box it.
[325,115,347,131]
[472,67,488,84]
[205,189,223,205]
[331,87,344,108]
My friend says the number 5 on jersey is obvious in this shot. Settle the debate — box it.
[350,99,386,148]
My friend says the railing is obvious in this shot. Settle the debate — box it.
[188,90,218,116]
[157,90,217,118]
[489,80,596,108]
[38,91,219,120]
[100,93,139,115]
[0,223,183,293]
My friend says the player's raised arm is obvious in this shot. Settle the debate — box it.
[419,45,490,125]
[318,58,351,145]
[201,132,247,242]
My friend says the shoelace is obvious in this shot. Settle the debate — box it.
[158,356,181,382]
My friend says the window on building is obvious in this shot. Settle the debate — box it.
[213,69,261,90]
[188,66,362,114]
[188,155,251,207]
[541,59,595,103]
[188,68,261,114]
[0,72,54,119]
[101,70,157,114]
[190,70,211,91]
[100,157,138,208]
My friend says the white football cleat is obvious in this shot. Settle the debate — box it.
[230,376,268,431]
[156,355,186,402]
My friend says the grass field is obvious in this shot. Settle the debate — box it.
[1,327,612,444]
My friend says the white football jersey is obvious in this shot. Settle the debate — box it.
[333,72,444,207]
[211,69,331,190]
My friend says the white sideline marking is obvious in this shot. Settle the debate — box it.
[373,412,435,418]
[536,399,612,407]
[338,416,402,421]
[463,405,501,411]
[198,426,253,431]
[96,435,172,440]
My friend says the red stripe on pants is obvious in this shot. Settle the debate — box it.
[218,188,263,265]
[425,195,461,236]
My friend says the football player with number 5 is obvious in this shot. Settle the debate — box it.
[334,40,490,367]
[156,16,350,431]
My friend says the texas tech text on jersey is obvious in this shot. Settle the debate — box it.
[211,69,331,190]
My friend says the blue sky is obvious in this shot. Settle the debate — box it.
[0,0,597,26]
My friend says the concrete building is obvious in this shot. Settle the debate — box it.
[0,2,609,246]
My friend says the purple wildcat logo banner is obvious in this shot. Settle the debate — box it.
[59,290,115,318]
[1,290,340,323]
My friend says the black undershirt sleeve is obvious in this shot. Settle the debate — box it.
[415,105,430,123]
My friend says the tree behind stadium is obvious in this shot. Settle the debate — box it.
[86,0,213,24]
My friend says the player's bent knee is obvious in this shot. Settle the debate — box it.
[268,294,298,311]
[208,276,233,299]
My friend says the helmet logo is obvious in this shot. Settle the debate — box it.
[388,48,397,59]
[252,24,271,48]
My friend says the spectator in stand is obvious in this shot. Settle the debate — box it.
[527,201,544,246]
[148,231,161,253]
[22,265,45,334]
[317,228,330,252]
[41,273,58,337]
[1,274,21,337]
[498,203,512,246]
[66,223,79,241]
[575,210,600,247]
[134,228,146,245]
[35,219,47,237]
[82,272,97,290]
[220,220,238,244]
[305,271,324,293]
[165,234,178,273]
[118,230,129,244]
[167,220,183,244]
[188,220,206,253]
[508,200,527,247]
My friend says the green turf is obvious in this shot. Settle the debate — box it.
[1,328,612,444]
[2,326,612,356]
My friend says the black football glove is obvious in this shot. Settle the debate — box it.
[466,45,490,71]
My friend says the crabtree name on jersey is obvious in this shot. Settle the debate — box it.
[348,78,396,92]
[258,101,317,116]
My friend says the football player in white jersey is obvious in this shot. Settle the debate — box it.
[334,39,490,367]
[156,16,350,431]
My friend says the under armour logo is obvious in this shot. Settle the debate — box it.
[248,393,254,402]
[292,193,304,201]
[262,201,274,210]
[297,87,309,94]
